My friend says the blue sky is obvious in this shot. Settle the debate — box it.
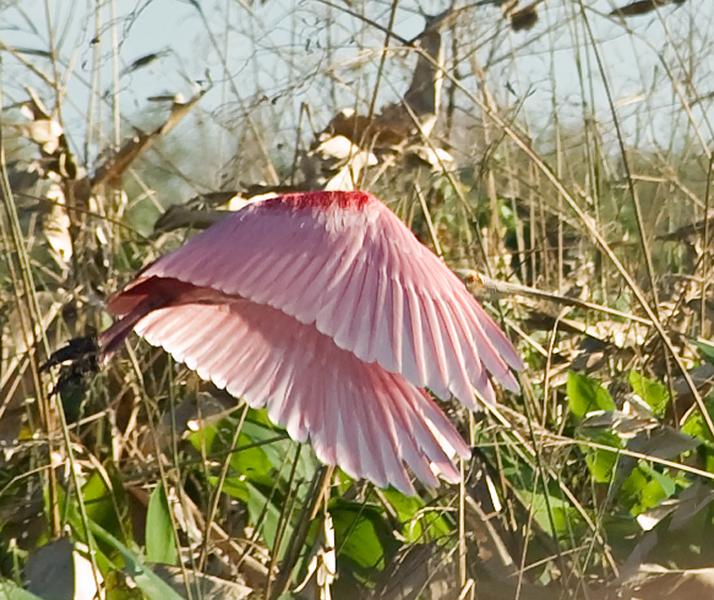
[3,0,713,172]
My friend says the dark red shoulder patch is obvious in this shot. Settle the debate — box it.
[265,190,373,211]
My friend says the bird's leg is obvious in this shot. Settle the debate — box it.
[40,332,100,399]
[45,279,238,379]
[40,292,168,406]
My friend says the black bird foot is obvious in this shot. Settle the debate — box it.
[41,334,100,420]
[40,332,99,373]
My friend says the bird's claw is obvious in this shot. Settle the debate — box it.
[41,334,100,398]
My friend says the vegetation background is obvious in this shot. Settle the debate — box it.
[1,0,714,598]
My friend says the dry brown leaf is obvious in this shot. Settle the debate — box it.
[609,0,683,18]
[371,543,458,600]
[509,2,540,31]
[622,564,714,599]
[304,134,378,190]
[15,107,64,154]
[153,206,229,234]
[44,182,73,267]
[152,564,252,599]
[409,145,454,170]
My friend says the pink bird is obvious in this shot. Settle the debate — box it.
[97,190,523,494]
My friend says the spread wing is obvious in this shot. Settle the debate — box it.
[135,297,470,494]
[111,192,522,407]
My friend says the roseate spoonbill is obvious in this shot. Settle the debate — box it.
[93,190,523,494]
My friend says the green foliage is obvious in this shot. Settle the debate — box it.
[696,339,714,365]
[89,522,184,600]
[214,477,290,554]
[382,489,452,543]
[83,470,122,538]
[0,581,44,600]
[583,430,622,484]
[146,486,178,565]
[567,371,615,419]
[682,397,714,444]
[192,410,321,558]
[620,464,677,516]
[330,499,398,574]
[518,489,586,542]
[629,371,669,418]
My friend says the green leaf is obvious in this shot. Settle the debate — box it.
[186,421,218,455]
[104,570,145,599]
[211,477,289,556]
[52,483,114,574]
[586,449,619,484]
[517,490,585,541]
[581,429,623,484]
[229,431,275,487]
[648,467,676,498]
[190,413,316,491]
[629,371,669,418]
[241,418,317,484]
[567,371,615,419]
[330,499,397,573]
[0,580,44,600]
[146,486,178,565]
[89,521,184,600]
[620,464,678,515]
[382,489,451,542]
[83,470,121,536]
[696,339,714,365]
[682,396,714,444]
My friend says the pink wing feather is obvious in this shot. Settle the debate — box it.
[104,190,523,491]
[114,191,522,408]
[134,296,469,494]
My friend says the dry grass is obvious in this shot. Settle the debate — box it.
[1,0,714,598]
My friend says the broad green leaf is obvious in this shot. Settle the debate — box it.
[696,339,714,365]
[89,521,183,600]
[0,580,44,600]
[517,490,585,542]
[567,372,615,419]
[330,500,398,572]
[229,431,275,487]
[104,570,144,599]
[382,489,451,542]
[187,421,218,455]
[53,484,114,574]
[586,448,619,484]
[582,431,622,484]
[648,467,676,498]
[620,464,678,515]
[240,419,317,484]
[83,470,121,535]
[682,397,714,444]
[211,477,289,555]
[629,371,669,418]
[190,413,316,490]
[146,486,178,565]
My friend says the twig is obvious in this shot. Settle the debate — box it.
[269,465,334,599]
